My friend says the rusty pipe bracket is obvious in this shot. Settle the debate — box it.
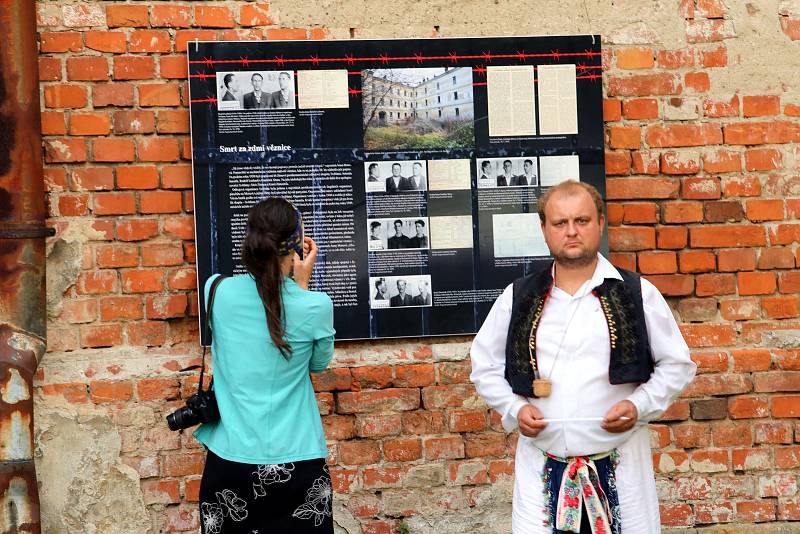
[0,223,55,239]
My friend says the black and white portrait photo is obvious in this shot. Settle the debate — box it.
[367,218,429,251]
[216,71,296,111]
[369,275,433,309]
[476,156,539,189]
[364,160,427,193]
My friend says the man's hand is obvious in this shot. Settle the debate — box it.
[601,400,638,433]
[518,404,548,438]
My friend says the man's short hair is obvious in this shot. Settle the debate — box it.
[503,159,512,166]
[279,71,290,79]
[370,221,381,230]
[397,279,406,288]
[394,219,403,227]
[223,73,235,88]
[392,162,401,169]
[482,160,491,170]
[538,180,604,224]
[524,159,533,166]
[415,219,425,227]
[374,277,385,289]
[413,162,422,168]
[369,163,378,172]
[251,73,263,82]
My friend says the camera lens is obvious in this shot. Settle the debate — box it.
[166,406,198,431]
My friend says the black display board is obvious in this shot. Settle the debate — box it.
[188,36,605,342]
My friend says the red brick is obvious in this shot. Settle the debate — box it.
[447,409,487,432]
[682,176,721,199]
[162,453,204,476]
[61,299,97,323]
[606,178,678,199]
[659,503,693,527]
[657,226,688,249]
[106,5,148,27]
[680,324,737,348]
[607,126,640,149]
[164,216,195,240]
[758,247,794,269]
[40,32,82,53]
[150,5,192,27]
[663,202,703,224]
[92,138,135,163]
[604,151,630,176]
[686,19,736,43]
[89,379,132,401]
[622,203,658,223]
[39,57,62,81]
[194,5,235,28]
[77,270,118,294]
[122,270,165,293]
[702,149,741,173]
[685,71,710,92]
[622,98,659,119]
[167,268,197,291]
[137,138,181,162]
[339,440,380,465]
[779,272,800,294]
[127,321,167,347]
[695,273,735,296]
[142,479,180,505]
[729,396,770,419]
[743,95,781,117]
[656,49,695,69]
[689,225,766,248]
[239,3,273,26]
[117,166,159,190]
[731,349,772,372]
[645,274,694,297]
[117,219,159,242]
[44,168,68,192]
[393,364,435,387]
[603,99,621,122]
[56,194,89,217]
[712,421,752,447]
[719,298,760,321]
[113,56,156,80]
[337,389,420,413]
[157,110,190,134]
[736,500,775,522]
[128,30,171,53]
[745,199,784,222]
[99,296,143,321]
[615,47,654,69]
[700,45,727,67]
[139,191,183,214]
[638,251,676,275]
[421,384,479,409]
[138,84,182,107]
[93,83,135,107]
[738,271,776,296]
[85,31,127,53]
[770,224,800,245]
[80,323,122,348]
[755,370,800,392]
[723,176,761,197]
[69,112,111,136]
[142,243,184,267]
[661,151,700,175]
[718,248,757,272]
[607,73,682,97]
[41,382,89,404]
[424,435,465,460]
[146,295,188,319]
[745,148,783,171]
[266,28,308,41]
[645,123,722,147]
[159,56,188,80]
[44,85,87,109]
[66,56,109,81]
[113,110,156,134]
[608,227,656,251]
[92,192,136,216]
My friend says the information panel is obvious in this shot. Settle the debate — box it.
[188,36,605,342]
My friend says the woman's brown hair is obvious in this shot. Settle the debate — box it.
[241,198,300,358]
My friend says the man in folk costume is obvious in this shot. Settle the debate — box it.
[470,181,695,534]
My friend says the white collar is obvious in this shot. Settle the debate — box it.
[550,254,623,298]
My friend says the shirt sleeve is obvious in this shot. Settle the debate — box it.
[309,293,335,373]
[626,277,697,422]
[470,284,530,432]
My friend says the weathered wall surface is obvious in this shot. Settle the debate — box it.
[35,1,800,532]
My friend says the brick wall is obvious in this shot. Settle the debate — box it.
[37,1,800,532]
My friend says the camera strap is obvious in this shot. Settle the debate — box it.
[197,274,227,393]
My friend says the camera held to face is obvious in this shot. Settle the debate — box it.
[166,389,220,431]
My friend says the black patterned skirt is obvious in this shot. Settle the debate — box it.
[199,450,333,534]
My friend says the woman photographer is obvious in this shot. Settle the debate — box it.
[194,198,335,533]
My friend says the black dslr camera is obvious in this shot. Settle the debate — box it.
[166,274,226,432]
[166,389,219,431]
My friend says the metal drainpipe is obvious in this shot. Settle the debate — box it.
[0,0,50,532]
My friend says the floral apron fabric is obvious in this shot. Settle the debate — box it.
[200,450,333,534]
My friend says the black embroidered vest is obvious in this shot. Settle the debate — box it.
[504,261,654,397]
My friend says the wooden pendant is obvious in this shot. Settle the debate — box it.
[533,378,552,398]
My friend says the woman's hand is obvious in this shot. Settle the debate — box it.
[292,237,318,290]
